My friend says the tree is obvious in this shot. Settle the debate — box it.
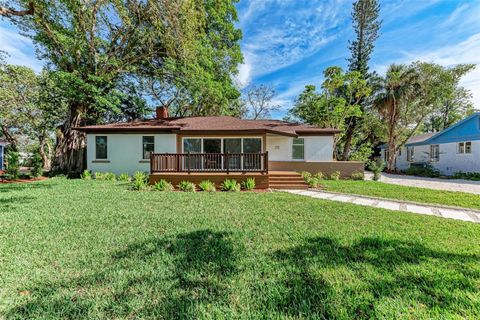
[423,64,476,132]
[242,84,281,119]
[342,0,381,160]
[1,0,243,174]
[372,62,471,171]
[288,67,371,158]
[0,63,65,169]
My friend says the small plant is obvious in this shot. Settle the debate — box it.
[95,172,116,181]
[153,179,174,191]
[301,171,323,188]
[81,170,92,180]
[178,180,196,192]
[350,171,364,180]
[5,151,20,179]
[198,180,216,192]
[368,160,385,181]
[131,171,149,190]
[30,152,43,178]
[221,178,241,192]
[405,164,440,178]
[241,178,256,190]
[453,171,480,181]
[118,173,131,182]
[329,171,341,180]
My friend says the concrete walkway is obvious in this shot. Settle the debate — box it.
[365,172,480,194]
[285,189,480,223]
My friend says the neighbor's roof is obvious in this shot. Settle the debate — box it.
[75,116,341,137]
[379,133,435,149]
[0,138,8,146]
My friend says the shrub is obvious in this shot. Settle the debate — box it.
[351,171,364,180]
[5,151,20,179]
[453,171,480,181]
[301,172,323,188]
[405,164,440,178]
[81,170,92,180]
[153,179,174,191]
[95,172,116,181]
[178,180,196,192]
[349,143,374,162]
[241,178,255,190]
[30,152,43,178]
[368,160,385,181]
[221,178,241,192]
[118,173,131,182]
[198,180,216,192]
[131,171,149,190]
[329,171,341,180]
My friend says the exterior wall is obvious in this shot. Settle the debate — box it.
[383,140,480,175]
[0,145,4,170]
[87,133,176,174]
[266,134,334,161]
[269,161,364,177]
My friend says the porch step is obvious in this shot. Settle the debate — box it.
[268,171,308,189]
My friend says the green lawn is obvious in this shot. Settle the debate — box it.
[1,178,479,319]
[320,179,480,210]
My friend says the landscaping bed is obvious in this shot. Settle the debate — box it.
[1,178,479,319]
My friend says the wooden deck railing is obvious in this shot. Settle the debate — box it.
[150,152,268,173]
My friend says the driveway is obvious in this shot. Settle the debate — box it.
[365,172,480,194]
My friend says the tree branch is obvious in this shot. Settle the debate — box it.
[0,2,34,16]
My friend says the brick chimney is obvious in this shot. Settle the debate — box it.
[155,106,169,120]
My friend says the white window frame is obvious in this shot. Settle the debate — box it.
[292,138,305,161]
[458,141,472,154]
[430,144,439,162]
[142,136,155,159]
[95,135,108,160]
[406,146,414,162]
[181,136,263,154]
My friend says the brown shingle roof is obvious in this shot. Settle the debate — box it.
[75,116,340,137]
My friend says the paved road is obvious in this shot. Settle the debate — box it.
[285,189,480,223]
[365,172,480,194]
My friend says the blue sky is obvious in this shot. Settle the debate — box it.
[1,0,480,119]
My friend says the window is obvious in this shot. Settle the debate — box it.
[398,148,402,156]
[292,138,305,160]
[142,136,154,159]
[406,147,414,162]
[95,136,108,159]
[430,144,439,162]
[243,138,262,153]
[458,141,472,154]
[184,138,202,153]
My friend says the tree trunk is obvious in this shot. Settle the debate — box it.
[1,126,18,152]
[386,139,396,172]
[38,136,51,170]
[51,105,86,175]
[341,117,357,160]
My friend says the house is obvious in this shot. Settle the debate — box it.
[76,107,363,188]
[0,138,7,171]
[380,112,480,175]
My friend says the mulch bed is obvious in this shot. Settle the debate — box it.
[0,176,48,184]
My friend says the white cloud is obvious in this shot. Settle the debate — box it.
[238,0,350,80]
[0,24,42,71]
[236,55,252,88]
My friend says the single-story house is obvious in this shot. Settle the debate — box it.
[0,138,7,171]
[76,107,363,188]
[380,112,480,175]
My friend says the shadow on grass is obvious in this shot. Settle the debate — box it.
[0,181,55,193]
[266,237,480,318]
[1,196,37,208]
[5,229,240,319]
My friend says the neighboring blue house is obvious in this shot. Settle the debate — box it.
[380,112,480,175]
[0,138,7,171]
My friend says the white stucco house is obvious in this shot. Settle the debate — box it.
[75,107,363,188]
[380,112,480,175]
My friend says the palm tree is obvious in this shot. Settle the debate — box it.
[372,64,419,171]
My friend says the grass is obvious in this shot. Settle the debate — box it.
[320,179,480,210]
[0,178,479,319]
